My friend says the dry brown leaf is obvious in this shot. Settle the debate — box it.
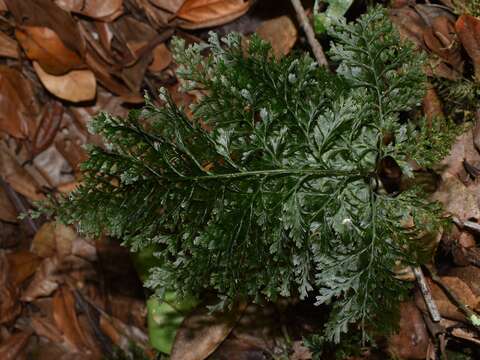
[0,66,40,139]
[456,14,480,81]
[423,85,444,122]
[85,50,143,103]
[0,142,44,201]
[448,265,480,297]
[31,315,64,343]
[423,16,464,77]
[0,331,32,360]
[112,15,157,61]
[177,0,251,29]
[6,250,41,287]
[148,43,172,72]
[5,0,85,57]
[416,276,479,321]
[32,101,64,156]
[0,32,19,58]
[34,145,75,187]
[388,302,430,359]
[0,252,21,324]
[54,0,123,21]
[0,0,6,11]
[22,257,61,301]
[16,26,84,75]
[256,16,297,58]
[389,6,427,49]
[170,303,246,360]
[149,0,185,13]
[53,287,90,351]
[0,185,17,223]
[33,61,96,103]
[32,222,76,259]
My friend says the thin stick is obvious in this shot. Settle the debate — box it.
[290,0,328,67]
[413,266,441,322]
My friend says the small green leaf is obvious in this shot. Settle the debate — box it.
[314,0,354,34]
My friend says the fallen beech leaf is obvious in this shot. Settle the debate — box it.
[0,252,21,324]
[16,26,84,75]
[177,0,251,29]
[0,185,17,223]
[6,250,41,286]
[0,66,39,138]
[5,0,85,57]
[0,331,32,360]
[170,303,246,360]
[256,16,297,58]
[388,302,430,359]
[0,32,18,58]
[53,287,91,351]
[456,14,480,81]
[32,222,75,258]
[33,61,96,103]
[148,43,172,72]
[54,0,123,21]
[22,257,60,301]
[112,15,157,61]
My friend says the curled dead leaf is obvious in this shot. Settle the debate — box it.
[423,85,444,122]
[16,26,84,75]
[0,185,17,223]
[177,0,252,30]
[33,61,96,103]
[6,250,41,287]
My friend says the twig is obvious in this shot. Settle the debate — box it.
[413,266,441,322]
[426,264,480,329]
[290,0,328,67]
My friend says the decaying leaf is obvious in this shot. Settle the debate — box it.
[33,61,97,103]
[0,66,39,139]
[388,302,430,359]
[0,331,32,360]
[21,257,60,301]
[16,26,84,75]
[0,142,44,201]
[416,276,480,321]
[54,0,123,21]
[0,185,17,223]
[6,250,41,287]
[456,14,480,81]
[53,287,94,352]
[0,32,19,59]
[0,252,21,325]
[170,303,246,360]
[148,43,172,72]
[256,16,297,58]
[5,0,85,57]
[177,0,251,29]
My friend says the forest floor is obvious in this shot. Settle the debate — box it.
[2,0,480,359]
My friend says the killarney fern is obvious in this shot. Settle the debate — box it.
[51,7,449,343]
